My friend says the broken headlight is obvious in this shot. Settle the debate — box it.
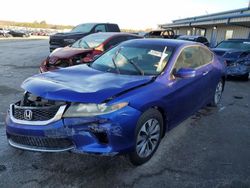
[63,102,128,117]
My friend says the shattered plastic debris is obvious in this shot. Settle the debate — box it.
[219,106,226,112]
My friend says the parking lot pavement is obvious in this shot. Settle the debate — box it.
[0,39,250,188]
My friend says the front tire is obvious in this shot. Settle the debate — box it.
[129,109,163,165]
[211,80,223,107]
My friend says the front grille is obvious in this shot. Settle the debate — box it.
[13,105,60,121]
[8,134,73,149]
[50,38,63,45]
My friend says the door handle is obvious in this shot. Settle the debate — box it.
[202,71,209,76]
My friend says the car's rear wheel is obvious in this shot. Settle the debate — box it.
[211,80,223,107]
[129,109,163,165]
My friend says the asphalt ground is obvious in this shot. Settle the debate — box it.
[0,39,249,188]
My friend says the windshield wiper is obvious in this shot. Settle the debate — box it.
[81,40,90,48]
[120,51,144,75]
[113,47,144,75]
[111,48,121,74]
[127,59,144,75]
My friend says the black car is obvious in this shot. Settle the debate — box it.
[8,30,29,37]
[177,35,210,46]
[49,23,120,52]
[144,29,175,39]
[212,39,250,80]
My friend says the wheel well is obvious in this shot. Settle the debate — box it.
[221,76,226,91]
[152,106,168,138]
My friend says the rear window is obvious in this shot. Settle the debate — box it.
[107,24,120,32]
[72,33,113,49]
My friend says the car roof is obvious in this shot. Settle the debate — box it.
[77,22,117,26]
[178,35,205,39]
[86,32,140,38]
[123,38,198,48]
[149,29,173,32]
[227,38,250,42]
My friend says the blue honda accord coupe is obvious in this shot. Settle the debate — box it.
[6,39,226,165]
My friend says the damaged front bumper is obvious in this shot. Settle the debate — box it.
[6,105,141,155]
[226,64,249,77]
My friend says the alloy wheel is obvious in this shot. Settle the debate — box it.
[136,118,161,158]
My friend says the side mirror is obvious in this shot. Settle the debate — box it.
[174,68,196,78]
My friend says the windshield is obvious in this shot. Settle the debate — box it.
[91,43,174,75]
[71,34,112,49]
[71,23,95,33]
[216,41,250,50]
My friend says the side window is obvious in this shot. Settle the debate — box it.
[94,25,106,32]
[198,37,206,43]
[104,36,132,50]
[107,24,120,32]
[104,36,140,50]
[199,47,213,65]
[173,46,203,73]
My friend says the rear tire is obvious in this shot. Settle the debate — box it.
[211,80,223,107]
[129,109,163,166]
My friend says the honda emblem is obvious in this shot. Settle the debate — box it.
[24,110,33,121]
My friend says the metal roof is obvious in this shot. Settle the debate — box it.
[160,7,250,28]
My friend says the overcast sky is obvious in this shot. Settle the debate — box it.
[0,0,249,29]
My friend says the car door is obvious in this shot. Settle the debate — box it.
[94,25,107,32]
[199,46,219,103]
[166,46,210,127]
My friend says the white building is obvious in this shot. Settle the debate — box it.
[159,7,250,47]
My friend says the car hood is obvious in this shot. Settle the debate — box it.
[49,47,92,59]
[22,65,153,103]
[51,32,88,39]
[212,48,246,58]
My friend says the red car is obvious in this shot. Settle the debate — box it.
[40,32,141,72]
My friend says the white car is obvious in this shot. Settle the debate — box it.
[0,28,11,37]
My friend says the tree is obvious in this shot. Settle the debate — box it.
[40,20,47,25]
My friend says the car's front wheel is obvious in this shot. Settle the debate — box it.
[129,109,163,165]
[211,80,223,106]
